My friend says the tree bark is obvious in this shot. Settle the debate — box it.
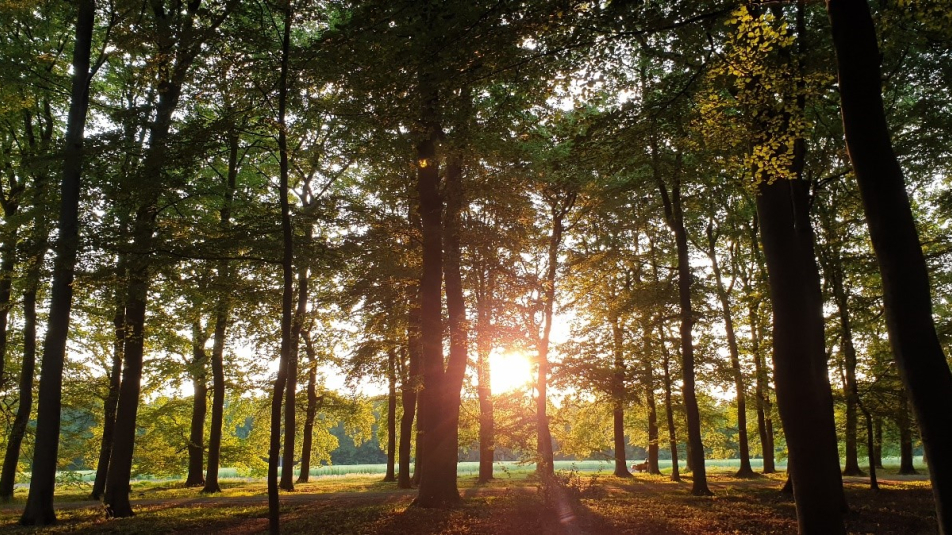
[202,130,238,494]
[475,264,495,483]
[756,177,846,534]
[297,332,321,484]
[268,2,293,532]
[644,345,661,475]
[280,259,308,491]
[661,339,680,482]
[384,349,397,482]
[398,307,421,489]
[826,1,952,529]
[91,265,125,501]
[897,398,918,475]
[535,195,573,479]
[652,148,709,495]
[0,286,37,501]
[873,418,883,469]
[705,225,754,477]
[20,0,94,524]
[611,315,631,478]
[185,323,209,487]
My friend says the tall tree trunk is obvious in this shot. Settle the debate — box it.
[750,299,775,474]
[756,177,846,534]
[644,343,661,475]
[202,130,238,494]
[0,285,38,501]
[399,307,421,489]
[611,315,631,478]
[873,418,883,469]
[0,223,17,391]
[20,1,94,524]
[416,115,468,507]
[185,323,209,487]
[384,349,397,482]
[104,0,211,516]
[280,259,309,491]
[705,225,754,477]
[475,264,495,483]
[0,132,51,501]
[268,3,293,532]
[535,196,573,479]
[297,331,321,484]
[897,398,918,475]
[652,148,710,496]
[661,335,680,482]
[91,265,125,501]
[832,261,863,477]
[827,1,952,529]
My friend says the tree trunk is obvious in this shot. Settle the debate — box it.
[644,350,661,475]
[20,1,94,524]
[535,200,571,479]
[475,265,495,483]
[873,418,883,469]
[756,177,846,534]
[0,288,37,501]
[750,299,776,474]
[611,315,631,478]
[416,113,468,507]
[897,398,918,475]
[0,223,16,391]
[202,130,238,495]
[706,225,754,478]
[384,349,397,482]
[280,259,309,491]
[185,323,209,487]
[268,3,293,532]
[297,332,321,484]
[652,149,709,495]
[661,343,680,482]
[398,307,421,489]
[827,1,952,529]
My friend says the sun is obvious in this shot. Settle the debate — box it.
[488,350,534,394]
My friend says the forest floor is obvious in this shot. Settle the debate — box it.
[0,469,936,534]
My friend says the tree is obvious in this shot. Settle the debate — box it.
[20,0,96,525]
[826,0,952,530]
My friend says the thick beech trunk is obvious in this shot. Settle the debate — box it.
[185,323,209,487]
[756,177,846,534]
[20,1,94,524]
[268,4,293,533]
[413,64,461,506]
[827,1,952,529]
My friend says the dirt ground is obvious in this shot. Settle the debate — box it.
[0,473,937,534]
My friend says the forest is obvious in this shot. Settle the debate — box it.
[1,0,951,533]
